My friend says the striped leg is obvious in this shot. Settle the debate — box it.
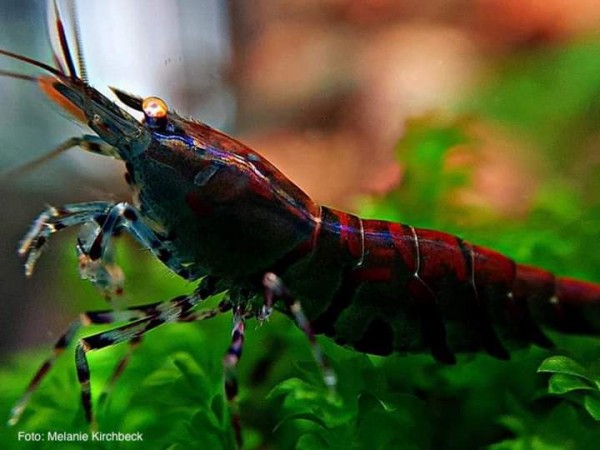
[8,304,159,426]
[77,224,124,299]
[79,202,194,279]
[99,286,231,408]
[223,306,246,448]
[97,299,234,408]
[19,202,126,298]
[19,202,113,276]
[74,289,228,427]
[263,272,337,390]
[92,275,221,410]
[21,201,196,282]
[9,276,220,426]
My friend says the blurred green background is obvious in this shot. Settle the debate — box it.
[2,1,600,449]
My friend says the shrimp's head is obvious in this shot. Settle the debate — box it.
[39,75,151,160]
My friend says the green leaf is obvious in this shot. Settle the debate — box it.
[266,378,317,401]
[296,433,330,450]
[584,396,600,421]
[497,415,526,436]
[274,412,329,432]
[171,352,216,400]
[537,356,590,380]
[547,373,595,394]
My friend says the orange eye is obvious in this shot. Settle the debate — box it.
[142,96,168,120]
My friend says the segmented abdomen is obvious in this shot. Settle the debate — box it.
[283,207,600,363]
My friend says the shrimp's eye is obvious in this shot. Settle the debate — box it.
[142,96,168,128]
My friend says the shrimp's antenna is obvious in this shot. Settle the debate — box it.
[0,139,82,182]
[0,70,37,82]
[51,0,77,79]
[68,0,88,83]
[0,48,64,77]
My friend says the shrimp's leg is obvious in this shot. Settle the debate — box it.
[9,276,220,426]
[22,201,195,280]
[76,226,124,299]
[80,202,195,279]
[9,303,158,426]
[74,288,229,427]
[222,306,246,448]
[19,201,113,276]
[97,276,223,407]
[263,272,337,390]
